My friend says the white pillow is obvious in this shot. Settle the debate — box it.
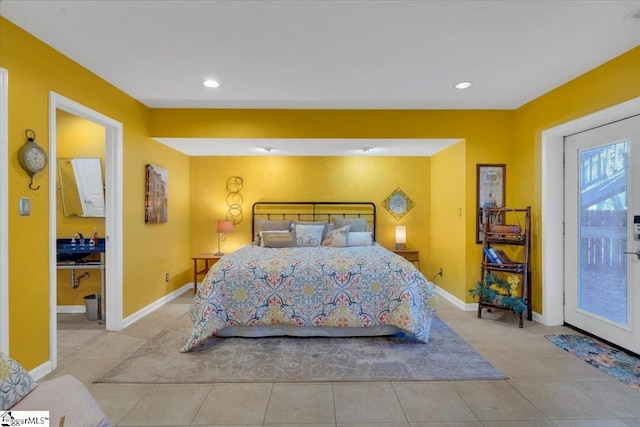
[292,220,329,240]
[347,231,373,246]
[295,224,325,247]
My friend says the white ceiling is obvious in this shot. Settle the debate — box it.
[154,137,462,156]
[2,0,639,156]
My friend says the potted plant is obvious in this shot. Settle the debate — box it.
[470,273,527,314]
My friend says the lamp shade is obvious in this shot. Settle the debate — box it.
[395,225,406,250]
[217,220,234,234]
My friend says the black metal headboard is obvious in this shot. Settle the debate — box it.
[252,201,376,241]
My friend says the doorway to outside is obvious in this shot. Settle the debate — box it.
[48,92,124,371]
[541,96,640,330]
[564,115,640,354]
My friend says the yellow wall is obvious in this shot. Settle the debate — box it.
[123,139,190,318]
[1,17,191,369]
[429,140,467,299]
[512,45,640,313]
[190,156,431,262]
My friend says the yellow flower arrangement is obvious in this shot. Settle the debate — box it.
[507,275,520,297]
[470,273,527,314]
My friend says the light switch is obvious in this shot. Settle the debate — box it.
[19,197,30,216]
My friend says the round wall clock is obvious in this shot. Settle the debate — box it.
[383,188,415,220]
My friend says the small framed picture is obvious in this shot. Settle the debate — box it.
[476,164,505,243]
[145,164,168,224]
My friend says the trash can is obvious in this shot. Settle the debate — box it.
[84,293,101,321]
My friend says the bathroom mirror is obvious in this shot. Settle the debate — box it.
[57,158,105,217]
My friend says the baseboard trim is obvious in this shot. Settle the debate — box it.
[434,285,478,311]
[435,284,541,321]
[29,359,53,381]
[56,305,85,314]
[532,310,543,323]
[122,283,192,328]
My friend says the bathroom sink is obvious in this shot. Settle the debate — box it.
[56,239,105,263]
[56,250,92,263]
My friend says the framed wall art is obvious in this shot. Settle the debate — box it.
[476,164,505,243]
[145,164,168,224]
[383,188,414,220]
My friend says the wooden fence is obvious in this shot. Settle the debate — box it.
[581,210,627,271]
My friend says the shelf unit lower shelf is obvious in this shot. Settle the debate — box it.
[479,265,532,328]
[477,292,531,328]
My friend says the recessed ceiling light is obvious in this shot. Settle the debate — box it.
[203,79,220,88]
[454,81,472,90]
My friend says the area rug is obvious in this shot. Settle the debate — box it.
[97,317,504,383]
[546,334,640,391]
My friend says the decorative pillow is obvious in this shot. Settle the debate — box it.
[259,230,289,247]
[0,352,38,410]
[261,231,297,248]
[254,219,292,244]
[322,225,350,247]
[293,220,329,240]
[333,218,370,232]
[347,231,373,246]
[295,224,325,247]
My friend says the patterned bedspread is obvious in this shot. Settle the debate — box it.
[182,243,437,351]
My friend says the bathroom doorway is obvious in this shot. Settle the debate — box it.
[55,111,107,357]
[49,92,123,371]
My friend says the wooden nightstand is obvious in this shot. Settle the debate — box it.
[393,249,421,271]
[192,253,222,293]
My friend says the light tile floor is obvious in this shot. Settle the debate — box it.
[53,290,640,426]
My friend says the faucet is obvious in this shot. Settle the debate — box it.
[76,233,85,245]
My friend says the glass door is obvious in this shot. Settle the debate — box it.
[564,115,640,354]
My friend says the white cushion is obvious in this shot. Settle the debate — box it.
[295,224,325,247]
[347,231,373,246]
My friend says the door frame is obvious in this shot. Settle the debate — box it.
[48,92,123,370]
[0,68,9,354]
[541,95,640,326]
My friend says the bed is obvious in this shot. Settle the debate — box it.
[182,201,437,351]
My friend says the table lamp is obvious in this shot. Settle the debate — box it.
[395,225,406,250]
[215,220,234,256]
